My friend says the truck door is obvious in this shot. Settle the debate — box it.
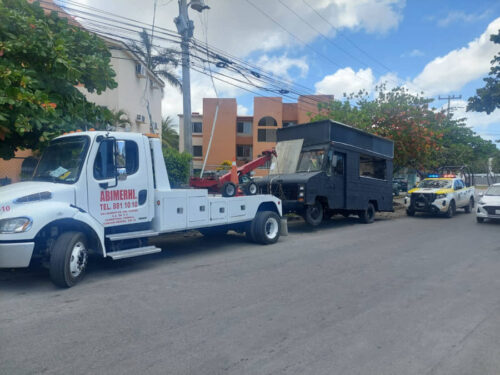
[328,150,346,209]
[86,137,150,228]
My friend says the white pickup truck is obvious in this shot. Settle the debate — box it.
[0,131,284,287]
[404,175,475,217]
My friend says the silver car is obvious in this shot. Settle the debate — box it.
[476,183,500,223]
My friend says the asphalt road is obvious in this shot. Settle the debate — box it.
[1,211,500,375]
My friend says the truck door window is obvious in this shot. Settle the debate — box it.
[359,154,386,180]
[94,140,139,180]
[333,152,345,175]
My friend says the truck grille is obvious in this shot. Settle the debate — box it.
[260,183,298,200]
[411,193,436,209]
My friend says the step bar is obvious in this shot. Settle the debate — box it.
[107,246,161,260]
[106,230,159,242]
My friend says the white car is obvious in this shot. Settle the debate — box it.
[476,183,500,223]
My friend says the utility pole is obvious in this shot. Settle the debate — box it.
[438,94,462,118]
[174,0,209,166]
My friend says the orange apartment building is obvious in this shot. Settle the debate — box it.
[179,95,333,177]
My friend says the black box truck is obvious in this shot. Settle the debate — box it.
[257,119,394,226]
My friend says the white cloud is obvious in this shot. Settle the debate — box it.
[437,10,490,28]
[252,54,309,81]
[314,67,375,97]
[237,104,249,116]
[448,99,500,133]
[409,49,424,57]
[411,17,500,96]
[75,0,405,57]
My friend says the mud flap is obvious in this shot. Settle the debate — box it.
[280,217,288,236]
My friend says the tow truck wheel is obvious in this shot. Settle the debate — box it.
[445,200,456,218]
[464,197,474,213]
[304,201,324,226]
[244,182,258,196]
[253,211,281,244]
[222,182,237,197]
[359,203,375,224]
[49,231,88,288]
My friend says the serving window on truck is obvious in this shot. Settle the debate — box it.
[359,154,386,180]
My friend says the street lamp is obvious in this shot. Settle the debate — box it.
[174,0,210,169]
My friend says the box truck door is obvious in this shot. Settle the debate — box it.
[328,151,346,209]
[86,138,150,227]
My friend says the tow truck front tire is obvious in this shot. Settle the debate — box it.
[253,211,281,244]
[49,231,88,288]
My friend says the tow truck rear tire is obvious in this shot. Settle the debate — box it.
[359,203,375,224]
[253,211,281,244]
[445,200,456,218]
[49,231,88,288]
[464,197,474,213]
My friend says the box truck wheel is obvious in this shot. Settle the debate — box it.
[49,231,88,288]
[253,211,281,244]
[304,201,323,226]
[359,203,375,224]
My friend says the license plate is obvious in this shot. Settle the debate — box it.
[496,210,500,215]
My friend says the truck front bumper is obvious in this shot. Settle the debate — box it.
[0,242,35,268]
[404,197,450,213]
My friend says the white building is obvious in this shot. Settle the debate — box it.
[79,38,165,134]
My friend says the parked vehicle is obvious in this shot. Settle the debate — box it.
[393,177,408,192]
[476,183,500,223]
[257,120,394,226]
[0,132,284,287]
[392,181,400,196]
[404,174,475,217]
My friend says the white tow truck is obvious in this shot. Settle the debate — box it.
[0,131,284,287]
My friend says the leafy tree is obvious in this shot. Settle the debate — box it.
[467,31,500,114]
[109,109,131,131]
[161,115,179,150]
[129,28,181,90]
[0,0,117,159]
[163,147,192,187]
[312,86,444,173]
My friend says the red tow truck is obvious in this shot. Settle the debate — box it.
[189,149,276,197]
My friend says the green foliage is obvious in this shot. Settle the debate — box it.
[467,31,500,114]
[0,0,117,159]
[163,147,192,187]
[161,116,179,150]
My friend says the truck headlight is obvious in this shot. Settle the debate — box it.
[436,194,447,199]
[0,217,33,233]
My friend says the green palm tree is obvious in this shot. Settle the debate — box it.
[129,28,181,90]
[162,116,179,150]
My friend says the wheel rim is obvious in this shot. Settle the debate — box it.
[69,241,87,278]
[264,217,279,239]
[309,203,322,220]
[226,184,235,196]
[249,184,257,194]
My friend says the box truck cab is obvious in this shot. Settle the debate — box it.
[0,131,283,287]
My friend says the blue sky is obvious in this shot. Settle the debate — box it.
[75,0,500,143]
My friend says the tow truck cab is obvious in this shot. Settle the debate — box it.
[0,131,283,287]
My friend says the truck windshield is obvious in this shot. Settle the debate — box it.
[33,136,89,184]
[296,149,326,173]
[417,179,452,189]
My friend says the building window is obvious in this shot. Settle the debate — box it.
[192,122,202,133]
[237,121,252,134]
[359,154,386,180]
[258,116,277,126]
[283,121,296,128]
[192,145,203,157]
[257,129,277,142]
[236,145,252,159]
